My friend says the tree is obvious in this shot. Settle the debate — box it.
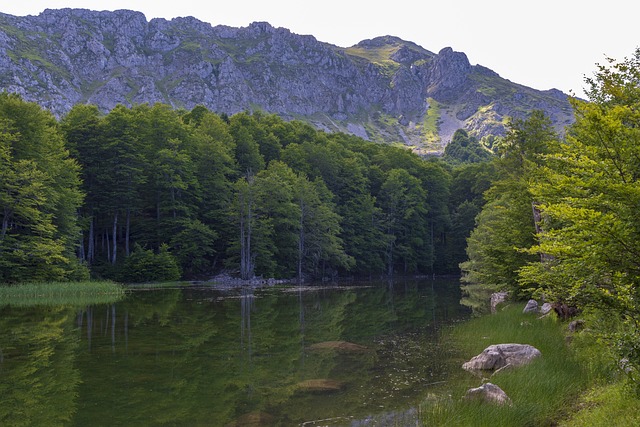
[60,104,103,265]
[443,129,493,164]
[294,177,353,280]
[460,111,558,308]
[518,50,640,384]
[0,93,84,282]
[378,169,428,275]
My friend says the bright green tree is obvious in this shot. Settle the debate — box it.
[460,111,559,309]
[0,94,84,282]
[519,50,640,384]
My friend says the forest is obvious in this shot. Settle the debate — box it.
[0,93,492,284]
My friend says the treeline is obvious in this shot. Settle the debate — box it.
[0,94,493,283]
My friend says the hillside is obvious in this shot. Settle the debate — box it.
[0,8,574,153]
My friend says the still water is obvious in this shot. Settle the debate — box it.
[1,278,470,426]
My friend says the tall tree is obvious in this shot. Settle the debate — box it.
[0,94,84,282]
[61,104,103,264]
[460,111,558,308]
[518,50,640,381]
[378,169,428,275]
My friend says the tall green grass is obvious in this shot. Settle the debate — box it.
[421,304,589,426]
[0,281,125,307]
[558,381,640,426]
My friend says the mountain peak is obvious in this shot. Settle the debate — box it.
[0,8,574,154]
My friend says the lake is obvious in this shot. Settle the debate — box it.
[0,277,471,426]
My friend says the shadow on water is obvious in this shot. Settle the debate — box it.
[1,277,470,426]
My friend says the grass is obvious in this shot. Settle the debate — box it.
[558,382,640,426]
[420,304,590,426]
[0,281,125,307]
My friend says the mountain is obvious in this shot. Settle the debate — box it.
[0,8,574,154]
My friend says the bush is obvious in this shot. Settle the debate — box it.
[118,244,181,283]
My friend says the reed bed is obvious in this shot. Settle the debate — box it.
[0,281,125,307]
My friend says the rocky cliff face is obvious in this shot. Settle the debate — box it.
[0,8,574,153]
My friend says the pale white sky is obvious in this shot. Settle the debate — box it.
[2,1,639,98]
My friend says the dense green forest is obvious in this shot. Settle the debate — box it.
[0,94,492,284]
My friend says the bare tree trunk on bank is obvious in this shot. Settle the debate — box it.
[532,202,554,263]
[87,217,95,264]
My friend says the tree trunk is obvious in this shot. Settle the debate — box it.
[125,208,130,257]
[532,202,554,262]
[1,209,10,244]
[87,217,95,263]
[78,229,86,262]
[111,211,118,265]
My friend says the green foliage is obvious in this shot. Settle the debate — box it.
[119,244,181,283]
[558,382,640,426]
[169,219,218,278]
[0,93,83,283]
[443,128,493,164]
[10,96,476,281]
[518,50,640,386]
[460,110,559,309]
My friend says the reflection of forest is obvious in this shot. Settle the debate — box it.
[2,279,466,426]
[0,306,81,426]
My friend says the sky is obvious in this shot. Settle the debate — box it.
[2,1,639,98]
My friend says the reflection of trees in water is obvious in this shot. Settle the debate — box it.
[460,282,495,316]
[0,306,81,427]
[2,280,468,426]
[240,286,254,357]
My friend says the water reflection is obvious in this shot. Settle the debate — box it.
[0,306,81,426]
[1,278,469,426]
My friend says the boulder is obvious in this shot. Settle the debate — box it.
[523,299,539,314]
[464,382,512,406]
[462,344,541,372]
[490,292,509,314]
[568,319,585,332]
[540,302,553,315]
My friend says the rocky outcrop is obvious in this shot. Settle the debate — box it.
[0,9,575,152]
[462,344,541,372]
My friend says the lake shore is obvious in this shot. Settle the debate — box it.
[422,303,640,426]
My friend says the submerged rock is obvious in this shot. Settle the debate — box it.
[296,379,345,393]
[308,341,368,352]
[462,343,541,372]
[225,411,274,427]
[464,382,512,406]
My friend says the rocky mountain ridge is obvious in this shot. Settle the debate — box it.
[0,8,574,153]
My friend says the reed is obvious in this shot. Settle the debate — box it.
[0,281,125,307]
